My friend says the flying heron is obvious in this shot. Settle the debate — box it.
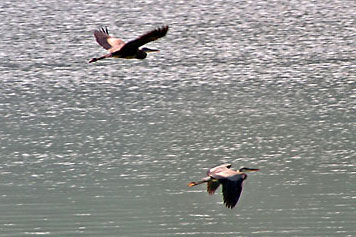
[188,164,259,209]
[89,25,169,63]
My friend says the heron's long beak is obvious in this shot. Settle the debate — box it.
[142,47,160,53]
[244,168,260,172]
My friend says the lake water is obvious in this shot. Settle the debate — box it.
[0,0,355,236]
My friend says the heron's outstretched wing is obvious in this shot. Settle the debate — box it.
[93,27,125,52]
[221,176,244,208]
[207,179,220,195]
[207,163,232,176]
[119,26,169,52]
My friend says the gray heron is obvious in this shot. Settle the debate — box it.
[188,164,259,208]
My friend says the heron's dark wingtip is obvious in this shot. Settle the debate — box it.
[162,25,169,35]
[154,25,169,38]
[224,202,237,209]
[98,27,109,34]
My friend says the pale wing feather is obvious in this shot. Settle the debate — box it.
[107,38,126,52]
[93,29,125,52]
[207,163,231,176]
[210,169,237,180]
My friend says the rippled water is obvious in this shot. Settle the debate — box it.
[0,0,355,236]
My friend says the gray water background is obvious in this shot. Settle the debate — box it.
[0,0,355,236]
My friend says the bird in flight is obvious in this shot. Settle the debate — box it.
[89,25,169,63]
[188,164,259,209]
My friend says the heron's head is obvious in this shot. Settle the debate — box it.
[239,167,260,172]
[135,50,147,59]
[141,47,160,53]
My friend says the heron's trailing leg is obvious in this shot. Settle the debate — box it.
[188,177,211,187]
[89,53,112,63]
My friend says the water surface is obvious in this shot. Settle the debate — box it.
[0,0,355,236]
